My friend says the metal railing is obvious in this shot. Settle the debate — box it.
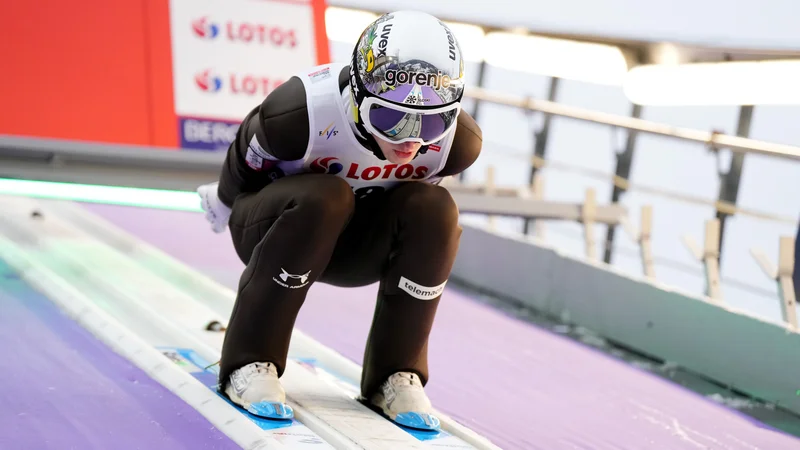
[464,86,800,161]
[461,85,799,329]
[484,142,797,225]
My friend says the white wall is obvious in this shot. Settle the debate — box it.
[329,0,800,50]
[330,38,800,323]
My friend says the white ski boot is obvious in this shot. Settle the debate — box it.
[370,372,441,431]
[224,362,294,420]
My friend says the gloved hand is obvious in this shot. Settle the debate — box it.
[197,182,232,233]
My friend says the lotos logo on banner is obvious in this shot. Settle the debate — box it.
[310,157,344,175]
[194,69,223,92]
[190,17,297,48]
[193,69,283,97]
[191,17,219,39]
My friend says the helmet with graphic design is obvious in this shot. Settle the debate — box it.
[349,11,465,147]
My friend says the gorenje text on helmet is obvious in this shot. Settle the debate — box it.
[384,70,452,90]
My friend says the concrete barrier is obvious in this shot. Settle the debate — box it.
[452,222,800,416]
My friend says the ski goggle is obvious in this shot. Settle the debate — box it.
[358,96,461,146]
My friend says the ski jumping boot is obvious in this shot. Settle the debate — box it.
[225,362,294,420]
[370,372,441,431]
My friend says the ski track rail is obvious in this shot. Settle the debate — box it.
[0,196,493,450]
[0,230,281,450]
[0,196,421,450]
[43,199,502,450]
[0,214,350,449]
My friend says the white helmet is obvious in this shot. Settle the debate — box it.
[349,11,466,147]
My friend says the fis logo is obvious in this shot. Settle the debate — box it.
[191,17,219,39]
[194,69,223,92]
[309,157,344,175]
[319,123,339,140]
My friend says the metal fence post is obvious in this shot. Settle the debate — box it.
[603,103,643,264]
[715,105,754,264]
[460,60,488,182]
[794,217,800,303]
[523,77,559,234]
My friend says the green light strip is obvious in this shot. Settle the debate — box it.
[0,178,203,212]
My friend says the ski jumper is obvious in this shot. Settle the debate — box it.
[216,63,483,398]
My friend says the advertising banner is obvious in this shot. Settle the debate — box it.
[170,0,328,151]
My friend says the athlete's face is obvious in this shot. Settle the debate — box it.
[374,138,423,164]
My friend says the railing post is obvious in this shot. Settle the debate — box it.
[777,236,798,330]
[681,219,722,302]
[603,103,643,264]
[485,165,496,231]
[715,105,754,265]
[523,77,559,235]
[794,219,800,306]
[750,235,798,330]
[582,188,598,260]
[530,173,546,239]
[703,219,723,301]
[460,60,489,182]
[639,206,655,279]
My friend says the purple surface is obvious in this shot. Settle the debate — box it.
[82,203,800,450]
[0,261,240,450]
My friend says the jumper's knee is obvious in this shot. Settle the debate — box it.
[397,183,460,243]
[384,183,462,290]
[290,175,355,227]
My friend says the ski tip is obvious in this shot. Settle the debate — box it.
[394,411,441,431]
[247,401,294,420]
